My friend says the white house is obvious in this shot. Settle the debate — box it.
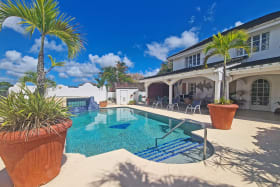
[141,11,280,112]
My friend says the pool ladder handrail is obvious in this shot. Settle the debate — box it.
[155,119,208,160]
[155,119,187,147]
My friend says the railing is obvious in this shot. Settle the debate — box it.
[203,127,207,160]
[155,119,187,147]
[155,119,208,160]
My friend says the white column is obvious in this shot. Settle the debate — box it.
[214,80,221,101]
[226,81,229,100]
[169,83,173,104]
[144,83,149,105]
[144,83,149,98]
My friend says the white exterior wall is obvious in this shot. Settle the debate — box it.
[9,83,107,103]
[107,92,116,99]
[235,75,280,112]
[175,77,215,100]
[172,23,280,71]
[116,88,138,105]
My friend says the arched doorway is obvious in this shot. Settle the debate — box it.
[251,79,270,111]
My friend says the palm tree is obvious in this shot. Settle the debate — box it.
[203,30,250,100]
[19,71,57,88]
[0,0,84,95]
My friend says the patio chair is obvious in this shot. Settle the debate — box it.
[152,97,163,108]
[185,100,201,114]
[166,97,180,111]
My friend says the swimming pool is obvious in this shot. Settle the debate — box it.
[66,107,212,164]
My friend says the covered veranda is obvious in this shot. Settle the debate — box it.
[141,67,222,109]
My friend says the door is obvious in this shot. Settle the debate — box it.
[120,90,128,105]
[182,83,186,95]
[250,79,270,111]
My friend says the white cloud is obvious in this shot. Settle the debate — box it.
[47,74,55,80]
[73,77,92,83]
[203,2,216,22]
[235,21,243,27]
[222,20,244,32]
[59,72,68,78]
[145,28,199,61]
[196,6,201,12]
[188,16,195,24]
[0,76,15,83]
[2,17,25,34]
[146,43,169,61]
[89,53,134,68]
[30,37,66,53]
[56,60,99,79]
[142,68,160,77]
[0,50,37,78]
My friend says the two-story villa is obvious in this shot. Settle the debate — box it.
[141,11,280,112]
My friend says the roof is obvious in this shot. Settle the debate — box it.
[115,82,145,91]
[168,11,280,59]
[144,56,247,80]
[229,56,280,70]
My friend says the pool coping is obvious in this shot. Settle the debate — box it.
[1,104,279,187]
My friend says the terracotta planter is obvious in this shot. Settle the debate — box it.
[0,120,72,187]
[207,104,239,130]
[99,101,107,107]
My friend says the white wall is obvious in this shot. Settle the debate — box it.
[172,23,280,71]
[116,88,138,105]
[9,83,107,103]
[175,77,215,100]
[107,92,116,99]
[235,75,280,112]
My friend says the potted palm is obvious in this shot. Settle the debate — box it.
[204,30,250,130]
[0,0,83,186]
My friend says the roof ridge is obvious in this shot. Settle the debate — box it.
[167,11,280,59]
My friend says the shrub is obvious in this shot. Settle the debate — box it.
[214,97,233,105]
[0,88,70,135]
[128,100,136,105]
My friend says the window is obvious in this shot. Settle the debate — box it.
[197,53,200,65]
[261,32,269,51]
[188,55,193,68]
[185,53,200,68]
[185,57,189,68]
[188,83,196,96]
[251,79,270,106]
[253,35,260,52]
[236,48,244,56]
[193,54,197,66]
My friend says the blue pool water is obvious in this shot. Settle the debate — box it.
[66,107,203,159]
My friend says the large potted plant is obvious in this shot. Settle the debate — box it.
[0,88,71,187]
[204,30,250,130]
[0,0,83,186]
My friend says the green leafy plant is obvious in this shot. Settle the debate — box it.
[204,30,251,102]
[0,0,84,95]
[214,97,233,105]
[128,100,136,105]
[0,87,70,135]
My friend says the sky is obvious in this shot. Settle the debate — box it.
[0,0,280,86]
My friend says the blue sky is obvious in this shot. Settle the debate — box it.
[0,0,279,86]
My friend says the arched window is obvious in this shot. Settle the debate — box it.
[251,79,270,106]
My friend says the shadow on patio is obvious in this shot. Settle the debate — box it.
[204,126,280,186]
[91,161,233,187]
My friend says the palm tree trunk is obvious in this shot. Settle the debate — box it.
[222,56,227,99]
[37,35,45,95]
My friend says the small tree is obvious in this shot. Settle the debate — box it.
[19,55,65,89]
[203,30,250,100]
[95,61,133,90]
[0,0,84,95]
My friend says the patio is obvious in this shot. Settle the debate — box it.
[143,103,280,125]
[1,105,279,187]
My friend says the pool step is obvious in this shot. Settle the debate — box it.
[134,138,203,162]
